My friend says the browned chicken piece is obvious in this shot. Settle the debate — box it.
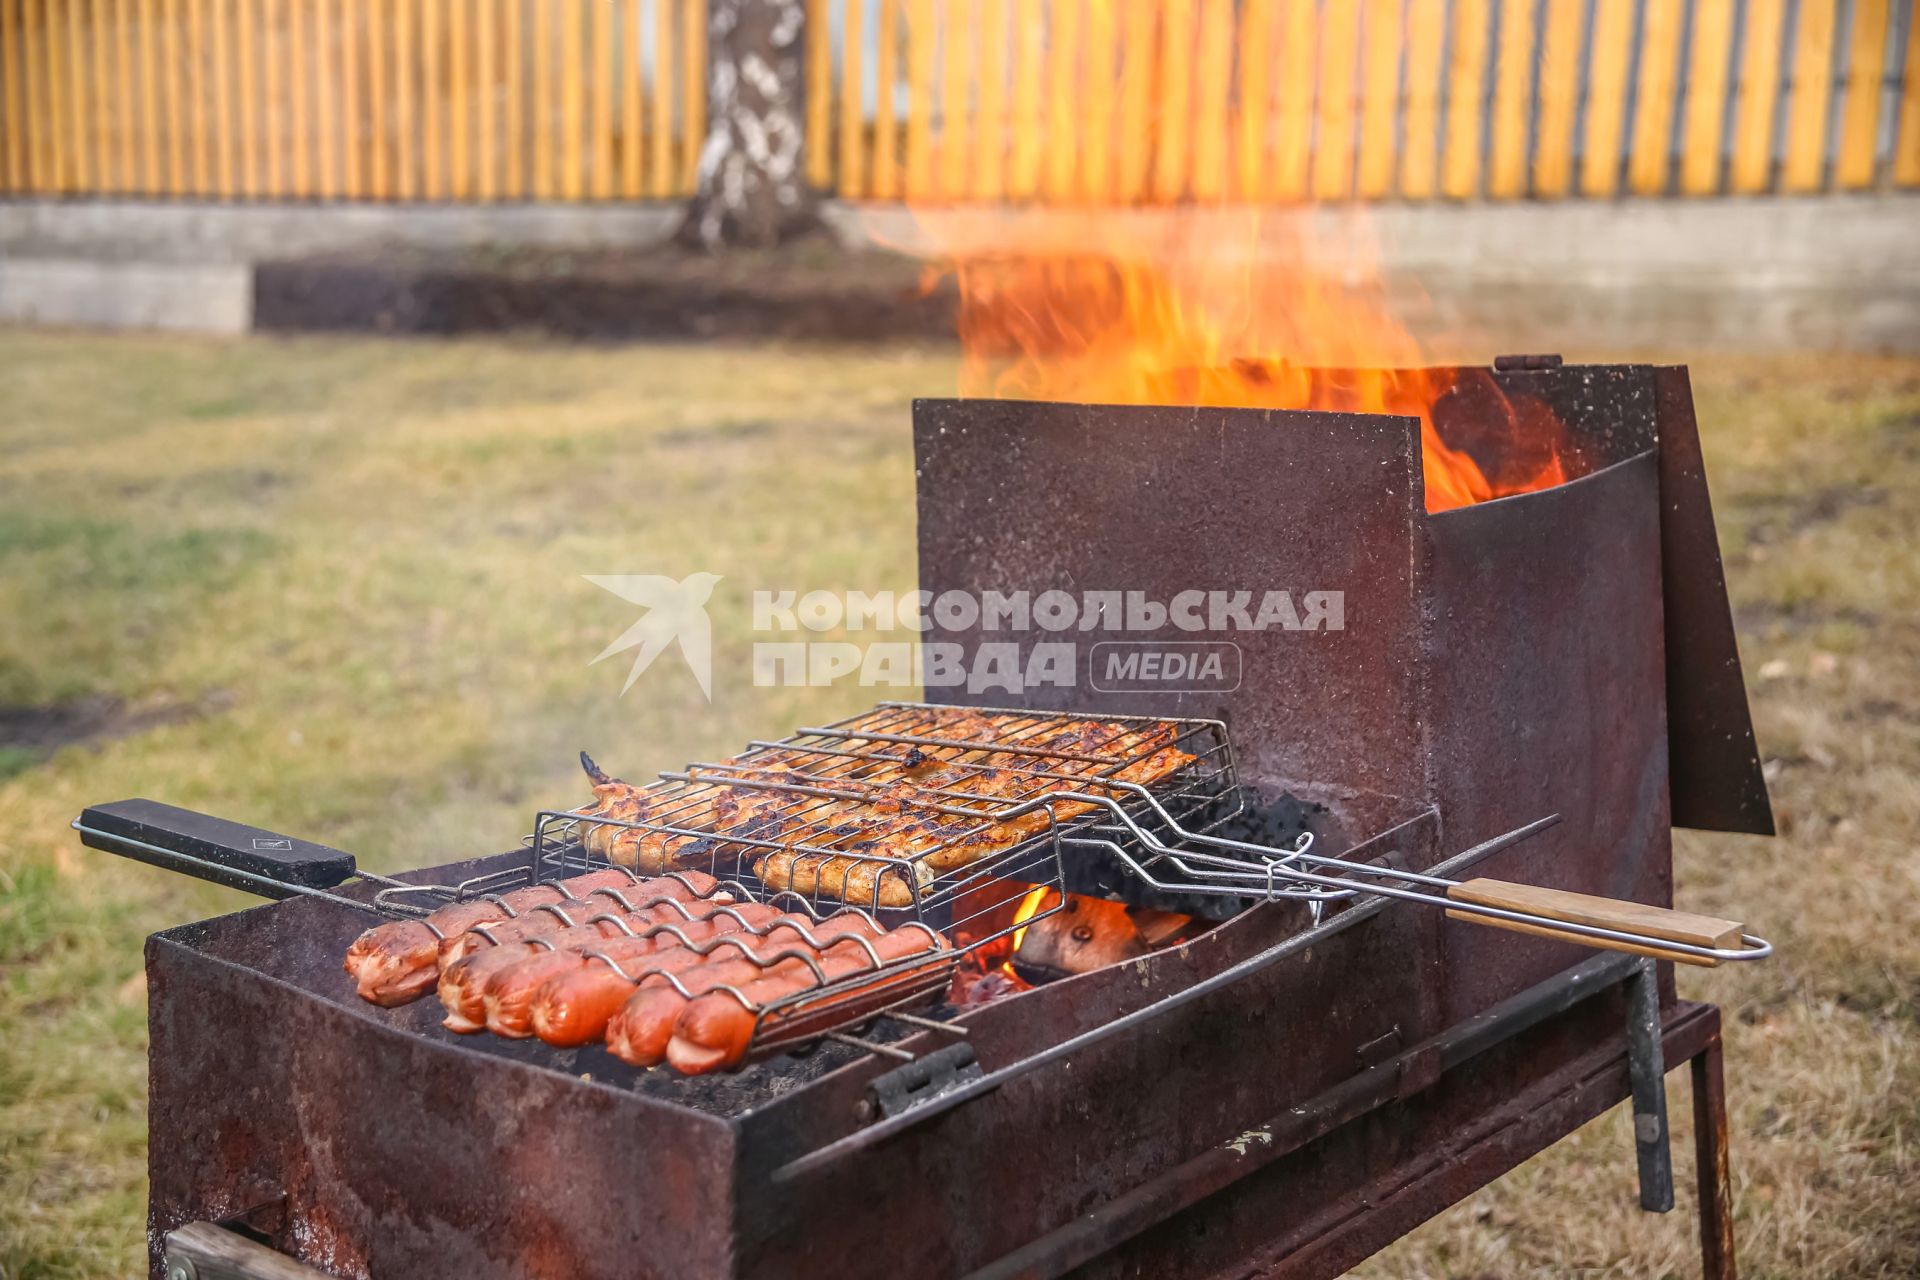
[584,714,1197,905]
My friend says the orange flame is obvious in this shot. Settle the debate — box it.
[893,206,1568,514]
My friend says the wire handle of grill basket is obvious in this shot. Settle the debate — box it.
[1041,790,1772,967]
[69,798,495,920]
[74,798,359,895]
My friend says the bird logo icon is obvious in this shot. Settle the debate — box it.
[585,572,723,700]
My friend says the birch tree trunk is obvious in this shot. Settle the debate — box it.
[678,0,821,250]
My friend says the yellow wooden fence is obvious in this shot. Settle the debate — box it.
[3,0,1918,203]
[0,0,707,199]
[805,0,1920,203]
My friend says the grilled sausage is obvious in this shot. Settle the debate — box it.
[481,905,786,1039]
[531,912,889,1049]
[579,914,891,1059]
[342,866,641,1007]
[435,870,720,968]
[665,926,948,1075]
[525,940,758,1049]
[437,890,737,1032]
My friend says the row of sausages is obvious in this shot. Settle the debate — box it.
[342,867,948,1074]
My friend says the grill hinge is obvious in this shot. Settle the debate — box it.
[1492,352,1566,371]
[859,1042,984,1122]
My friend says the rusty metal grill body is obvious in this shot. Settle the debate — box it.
[136,362,1767,1279]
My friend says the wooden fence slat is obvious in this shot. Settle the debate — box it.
[1237,0,1274,200]
[263,0,282,194]
[32,0,53,188]
[840,0,866,196]
[1628,0,1684,194]
[91,0,111,188]
[683,0,706,191]
[1272,0,1313,199]
[805,0,829,185]
[37,0,55,188]
[1834,0,1889,188]
[316,0,337,196]
[0,0,19,190]
[400,0,420,197]
[904,0,931,196]
[212,0,233,194]
[1116,0,1153,200]
[138,0,157,188]
[1680,0,1733,194]
[873,0,897,197]
[1193,0,1234,200]
[650,0,672,195]
[448,0,469,196]
[1582,0,1634,196]
[1441,0,1489,198]
[10,0,26,187]
[369,0,389,197]
[69,0,91,188]
[565,0,586,199]
[942,0,972,198]
[505,0,524,196]
[1898,0,1920,184]
[476,0,495,198]
[1357,0,1401,198]
[395,0,414,196]
[351,0,368,197]
[115,0,135,188]
[1042,0,1077,199]
[1486,0,1532,198]
[1080,0,1115,201]
[586,0,605,197]
[972,0,1007,200]
[1783,0,1837,191]
[290,0,310,193]
[237,0,257,194]
[1044,0,1075,198]
[428,0,449,197]
[1731,0,1786,192]
[1400,0,1443,199]
[1532,0,1581,196]
[1153,0,1196,201]
[24,0,44,189]
[1314,0,1359,199]
[162,0,185,191]
[1005,0,1038,198]
[619,0,639,195]
[186,0,207,192]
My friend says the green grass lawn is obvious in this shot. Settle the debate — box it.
[1,332,1916,1279]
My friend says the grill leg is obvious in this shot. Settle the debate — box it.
[1625,957,1674,1212]
[1691,1033,1738,1280]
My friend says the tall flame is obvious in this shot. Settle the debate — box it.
[892,206,1568,514]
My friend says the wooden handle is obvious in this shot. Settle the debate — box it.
[1445,878,1744,969]
[166,1222,334,1279]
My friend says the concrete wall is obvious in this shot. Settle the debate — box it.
[1,195,1914,351]
[838,196,1920,355]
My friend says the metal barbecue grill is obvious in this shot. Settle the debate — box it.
[85,362,1781,1280]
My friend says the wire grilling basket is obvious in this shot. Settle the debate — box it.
[516,702,1243,1060]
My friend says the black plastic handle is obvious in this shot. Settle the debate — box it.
[75,798,357,898]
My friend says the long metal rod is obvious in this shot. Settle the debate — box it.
[1044,791,1771,964]
[770,818,1531,1183]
